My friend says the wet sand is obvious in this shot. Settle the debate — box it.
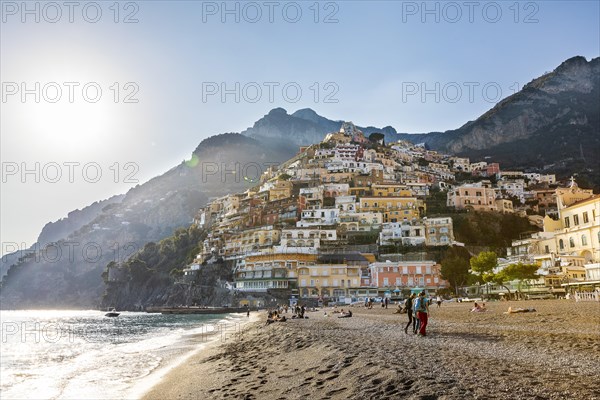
[143,300,600,399]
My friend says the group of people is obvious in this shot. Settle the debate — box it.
[265,310,287,325]
[403,292,430,336]
[363,296,391,309]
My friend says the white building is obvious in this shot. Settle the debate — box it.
[297,208,340,227]
[379,221,426,246]
[275,228,337,253]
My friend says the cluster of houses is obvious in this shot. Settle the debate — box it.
[467,179,600,299]
[182,122,598,304]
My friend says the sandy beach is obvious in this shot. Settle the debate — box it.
[143,300,600,400]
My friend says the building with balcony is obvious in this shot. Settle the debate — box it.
[424,217,454,246]
[297,208,339,227]
[369,261,446,292]
[378,222,425,246]
[297,263,362,300]
[359,197,425,220]
[447,183,497,212]
[235,252,318,292]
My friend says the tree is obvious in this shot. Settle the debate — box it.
[440,246,472,296]
[469,251,498,284]
[498,263,539,296]
[470,251,498,297]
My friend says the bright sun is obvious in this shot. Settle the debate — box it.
[25,98,113,156]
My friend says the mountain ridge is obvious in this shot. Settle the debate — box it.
[1,55,598,308]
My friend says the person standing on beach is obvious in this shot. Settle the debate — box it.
[416,291,429,336]
[404,293,416,334]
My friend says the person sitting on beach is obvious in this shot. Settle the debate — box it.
[471,302,487,312]
[338,310,352,318]
[504,307,537,314]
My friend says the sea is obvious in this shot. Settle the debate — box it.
[0,310,246,399]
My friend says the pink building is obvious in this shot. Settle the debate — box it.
[369,261,447,291]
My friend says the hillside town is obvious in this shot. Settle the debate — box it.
[185,122,599,306]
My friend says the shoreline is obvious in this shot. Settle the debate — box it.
[142,300,600,400]
[135,312,260,399]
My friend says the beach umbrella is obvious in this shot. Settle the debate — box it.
[393,288,401,293]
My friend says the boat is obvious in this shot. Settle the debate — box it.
[105,308,120,317]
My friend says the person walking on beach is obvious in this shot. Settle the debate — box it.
[415,291,429,336]
[404,293,416,334]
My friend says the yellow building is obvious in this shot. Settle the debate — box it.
[297,263,361,299]
[269,180,293,201]
[556,178,594,210]
[550,195,600,263]
[371,184,413,197]
[359,197,424,221]
[495,199,514,214]
[223,226,281,259]
[339,212,382,232]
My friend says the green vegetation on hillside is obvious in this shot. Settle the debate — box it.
[452,212,536,250]
[102,225,205,288]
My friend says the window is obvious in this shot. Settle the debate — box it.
[573,215,579,226]
[383,278,389,286]
[544,245,549,254]
[402,266,408,274]
[583,212,589,223]
[582,235,588,246]
[415,266,422,274]
[559,239,564,250]
[569,237,575,248]
[564,217,570,228]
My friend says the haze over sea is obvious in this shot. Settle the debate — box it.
[0,310,244,399]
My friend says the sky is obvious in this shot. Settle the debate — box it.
[1,0,599,253]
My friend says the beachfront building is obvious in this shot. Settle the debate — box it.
[297,263,362,300]
[235,252,318,292]
[542,183,600,264]
[369,261,446,292]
